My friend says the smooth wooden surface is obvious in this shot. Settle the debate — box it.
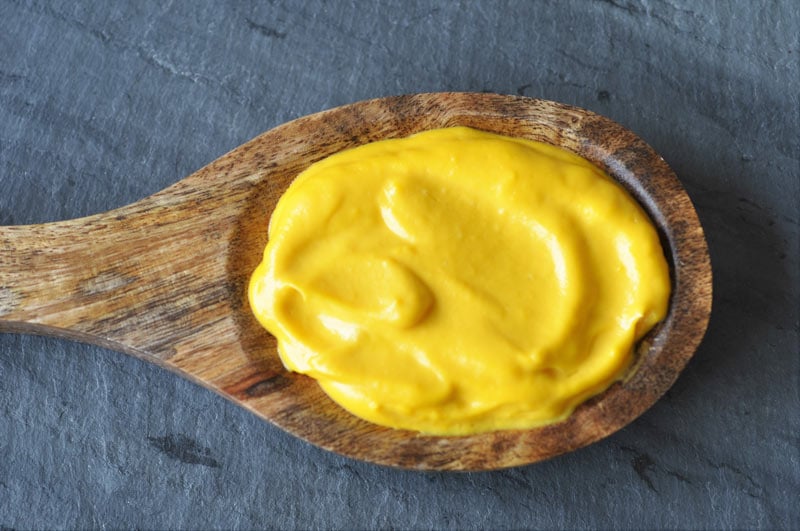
[0,93,712,470]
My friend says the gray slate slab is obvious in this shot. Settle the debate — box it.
[1,1,798,529]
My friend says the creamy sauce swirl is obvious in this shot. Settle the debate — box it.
[249,127,671,435]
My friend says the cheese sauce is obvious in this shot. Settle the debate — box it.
[249,127,671,435]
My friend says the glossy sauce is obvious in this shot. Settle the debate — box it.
[249,127,671,435]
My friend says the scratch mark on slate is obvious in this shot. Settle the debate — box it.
[631,452,658,492]
[620,445,693,493]
[598,0,641,15]
[330,462,366,484]
[0,70,25,84]
[705,459,765,499]
[499,468,533,490]
[245,18,287,39]
[147,434,221,468]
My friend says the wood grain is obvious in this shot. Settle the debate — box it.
[0,93,712,470]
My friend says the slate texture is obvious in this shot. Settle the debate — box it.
[0,1,798,529]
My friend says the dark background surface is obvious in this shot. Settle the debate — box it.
[1,1,797,529]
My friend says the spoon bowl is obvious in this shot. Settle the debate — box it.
[0,93,712,470]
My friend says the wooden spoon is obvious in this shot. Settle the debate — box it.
[0,93,712,471]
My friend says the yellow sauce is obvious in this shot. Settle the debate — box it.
[249,127,671,435]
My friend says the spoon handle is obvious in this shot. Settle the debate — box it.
[0,188,227,359]
[0,216,126,343]
[0,177,282,400]
[0,210,199,362]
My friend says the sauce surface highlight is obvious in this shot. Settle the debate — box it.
[248,127,671,435]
